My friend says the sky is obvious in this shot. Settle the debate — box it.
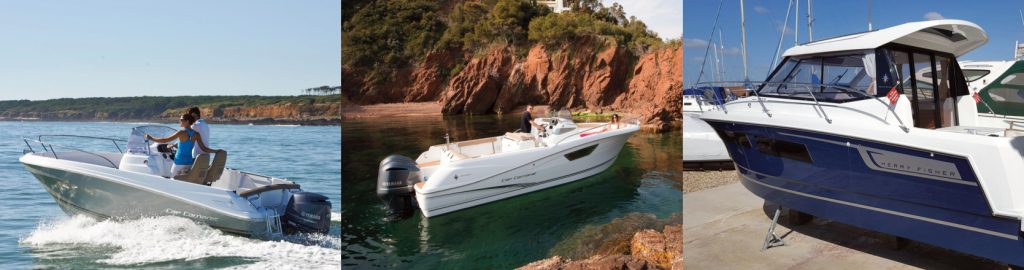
[684,0,1024,86]
[603,0,683,40]
[0,1,341,100]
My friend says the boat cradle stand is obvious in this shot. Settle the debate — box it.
[761,206,786,251]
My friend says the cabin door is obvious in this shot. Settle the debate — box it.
[888,49,957,129]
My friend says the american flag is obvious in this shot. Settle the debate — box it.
[973,92,982,104]
[886,86,900,105]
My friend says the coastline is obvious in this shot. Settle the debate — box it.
[0,117,340,126]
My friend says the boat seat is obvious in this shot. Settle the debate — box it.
[174,154,210,185]
[203,151,227,185]
[418,160,440,167]
[504,132,534,141]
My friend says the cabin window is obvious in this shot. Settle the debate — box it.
[882,46,963,129]
[935,55,956,127]
[754,137,813,163]
[963,69,989,82]
[564,144,598,161]
[1000,73,1024,86]
[758,52,875,102]
[911,52,938,129]
[987,88,1024,103]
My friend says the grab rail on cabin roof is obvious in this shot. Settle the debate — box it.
[695,81,910,133]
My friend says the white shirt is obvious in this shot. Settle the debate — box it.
[191,119,211,158]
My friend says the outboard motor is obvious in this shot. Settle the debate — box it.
[283,192,332,234]
[377,155,421,221]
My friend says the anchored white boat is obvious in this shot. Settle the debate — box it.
[700,19,1024,266]
[20,125,332,238]
[377,112,639,219]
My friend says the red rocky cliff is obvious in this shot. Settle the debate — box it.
[342,37,681,131]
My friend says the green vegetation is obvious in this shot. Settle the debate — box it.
[342,0,666,86]
[0,95,340,120]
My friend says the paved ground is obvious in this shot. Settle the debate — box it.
[683,182,1008,270]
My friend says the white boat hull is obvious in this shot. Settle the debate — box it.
[414,127,636,217]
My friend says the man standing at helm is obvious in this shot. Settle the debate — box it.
[521,104,544,134]
[187,107,211,158]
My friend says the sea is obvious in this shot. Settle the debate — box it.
[0,121,341,269]
[341,115,683,269]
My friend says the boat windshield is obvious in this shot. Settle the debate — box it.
[127,125,178,154]
[758,50,878,102]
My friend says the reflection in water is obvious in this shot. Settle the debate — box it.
[342,115,681,269]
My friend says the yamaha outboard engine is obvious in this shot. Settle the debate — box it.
[377,155,421,221]
[283,192,332,234]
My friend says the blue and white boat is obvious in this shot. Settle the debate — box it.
[699,19,1024,266]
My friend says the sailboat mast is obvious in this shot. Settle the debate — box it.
[795,0,799,45]
[740,0,749,81]
[719,30,727,80]
[807,0,813,41]
[867,0,872,31]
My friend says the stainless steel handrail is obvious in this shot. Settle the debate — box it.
[695,81,910,132]
[551,117,639,146]
[23,138,120,168]
[37,135,127,153]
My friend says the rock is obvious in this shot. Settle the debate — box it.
[613,46,683,131]
[630,225,682,270]
[441,46,515,115]
[407,49,459,102]
[516,255,650,270]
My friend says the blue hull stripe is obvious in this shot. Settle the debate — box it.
[737,164,1017,240]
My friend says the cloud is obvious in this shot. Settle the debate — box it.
[722,47,742,56]
[753,6,769,14]
[684,38,709,48]
[924,11,945,20]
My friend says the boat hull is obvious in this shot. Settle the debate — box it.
[415,129,634,217]
[21,157,267,237]
[705,120,1024,265]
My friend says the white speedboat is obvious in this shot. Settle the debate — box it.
[377,112,639,219]
[20,125,332,239]
[701,19,1024,266]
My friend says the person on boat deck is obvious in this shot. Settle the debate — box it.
[610,114,622,129]
[146,113,223,176]
[187,107,211,159]
[521,104,544,133]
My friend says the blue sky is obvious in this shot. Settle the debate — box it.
[603,0,682,40]
[685,0,1024,86]
[0,1,340,100]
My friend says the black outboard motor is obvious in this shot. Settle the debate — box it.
[283,192,332,234]
[377,155,421,221]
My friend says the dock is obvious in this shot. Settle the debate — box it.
[683,182,1006,269]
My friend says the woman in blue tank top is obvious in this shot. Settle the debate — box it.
[146,113,223,176]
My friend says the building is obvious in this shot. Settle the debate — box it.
[535,0,568,13]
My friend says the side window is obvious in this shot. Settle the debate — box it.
[779,58,821,95]
[912,52,937,129]
[963,69,989,82]
[935,55,954,127]
[1000,73,1024,86]
[988,88,1024,103]
[889,50,913,96]
[821,55,872,96]
[760,59,798,94]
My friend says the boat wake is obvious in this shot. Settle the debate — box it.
[19,215,340,269]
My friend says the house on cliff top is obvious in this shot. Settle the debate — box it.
[535,0,568,13]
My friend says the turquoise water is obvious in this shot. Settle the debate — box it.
[0,121,340,269]
[341,115,682,269]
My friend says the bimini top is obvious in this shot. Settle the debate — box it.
[783,19,987,57]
